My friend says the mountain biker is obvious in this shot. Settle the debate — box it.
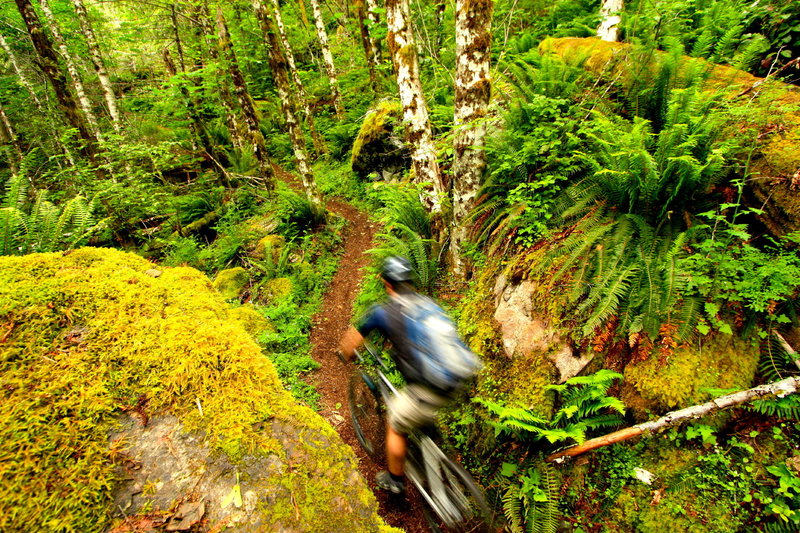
[339,256,452,495]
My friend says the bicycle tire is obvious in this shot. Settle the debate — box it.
[407,439,493,533]
[348,371,385,463]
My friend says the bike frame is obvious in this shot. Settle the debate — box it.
[352,342,475,528]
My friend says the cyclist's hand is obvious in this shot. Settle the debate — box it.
[336,349,348,364]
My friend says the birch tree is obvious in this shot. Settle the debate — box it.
[40,0,102,142]
[270,0,326,155]
[71,0,123,133]
[597,0,623,42]
[308,0,345,119]
[450,0,493,274]
[253,0,322,204]
[14,0,97,162]
[215,6,275,189]
[386,0,444,211]
[354,0,381,92]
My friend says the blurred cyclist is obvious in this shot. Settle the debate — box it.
[339,256,451,494]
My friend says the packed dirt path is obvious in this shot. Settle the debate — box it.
[307,199,431,533]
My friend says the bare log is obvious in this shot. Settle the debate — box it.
[547,376,800,463]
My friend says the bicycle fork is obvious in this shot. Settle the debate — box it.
[407,436,470,527]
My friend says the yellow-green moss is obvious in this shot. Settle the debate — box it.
[259,277,293,303]
[624,334,760,413]
[0,248,394,533]
[212,267,249,299]
[350,99,403,167]
[252,234,285,261]
[228,304,275,337]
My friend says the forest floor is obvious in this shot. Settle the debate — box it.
[275,167,429,532]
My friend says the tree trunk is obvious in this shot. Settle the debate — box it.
[14,0,97,162]
[546,376,800,463]
[0,101,22,175]
[40,0,102,142]
[386,0,444,213]
[170,5,187,73]
[597,0,623,42]
[71,0,123,133]
[309,0,345,119]
[194,2,245,152]
[450,0,493,275]
[271,0,326,156]
[365,0,382,60]
[354,0,380,93]
[253,0,322,205]
[215,6,275,190]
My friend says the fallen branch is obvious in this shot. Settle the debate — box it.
[547,376,800,463]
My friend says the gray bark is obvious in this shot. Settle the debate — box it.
[0,101,22,175]
[450,0,493,275]
[71,0,123,132]
[597,0,623,42]
[40,0,102,142]
[386,0,444,212]
[309,0,345,119]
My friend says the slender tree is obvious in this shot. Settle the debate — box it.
[597,0,623,42]
[0,101,22,175]
[354,0,380,92]
[270,0,326,155]
[450,0,493,274]
[386,0,444,212]
[308,0,345,119]
[40,0,102,142]
[215,6,275,189]
[14,0,97,162]
[365,0,382,60]
[253,0,322,205]
[71,0,123,133]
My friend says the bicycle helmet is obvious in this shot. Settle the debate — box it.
[381,256,413,283]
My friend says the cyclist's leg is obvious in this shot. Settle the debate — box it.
[386,385,449,474]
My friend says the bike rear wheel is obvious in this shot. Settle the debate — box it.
[407,439,493,533]
[348,371,385,463]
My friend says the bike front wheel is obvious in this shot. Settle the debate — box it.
[408,440,493,533]
[348,371,385,464]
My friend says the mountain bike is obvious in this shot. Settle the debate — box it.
[344,342,493,533]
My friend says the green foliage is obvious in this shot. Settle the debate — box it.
[478,370,625,446]
[275,187,327,240]
[499,461,560,533]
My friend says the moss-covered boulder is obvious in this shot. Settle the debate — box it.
[623,334,760,416]
[251,234,285,261]
[351,100,410,180]
[228,304,275,337]
[539,37,800,238]
[0,248,398,533]
[258,277,294,304]
[213,267,249,299]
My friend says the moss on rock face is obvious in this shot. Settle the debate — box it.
[252,234,286,261]
[259,277,294,303]
[351,100,410,179]
[228,304,275,336]
[213,267,250,299]
[0,248,396,533]
[624,334,760,413]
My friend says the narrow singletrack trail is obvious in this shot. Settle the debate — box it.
[275,167,429,532]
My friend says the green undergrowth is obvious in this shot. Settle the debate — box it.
[0,247,397,533]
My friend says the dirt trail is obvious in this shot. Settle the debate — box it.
[274,167,428,532]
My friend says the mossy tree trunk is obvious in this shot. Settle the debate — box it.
[253,0,322,205]
[71,0,123,134]
[386,0,444,214]
[0,101,22,175]
[40,0,102,143]
[0,31,73,165]
[270,0,326,156]
[354,0,381,94]
[194,2,245,152]
[450,0,493,276]
[309,0,345,119]
[215,6,275,190]
[365,0,382,59]
[14,0,97,164]
[597,0,623,42]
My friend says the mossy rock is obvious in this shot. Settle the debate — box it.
[350,99,410,180]
[251,234,285,261]
[539,37,800,238]
[258,277,293,304]
[228,304,275,337]
[213,267,249,299]
[0,248,398,533]
[623,334,760,415]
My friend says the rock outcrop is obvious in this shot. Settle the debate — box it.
[351,100,410,181]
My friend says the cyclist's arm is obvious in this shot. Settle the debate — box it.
[339,304,388,361]
[339,326,363,361]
